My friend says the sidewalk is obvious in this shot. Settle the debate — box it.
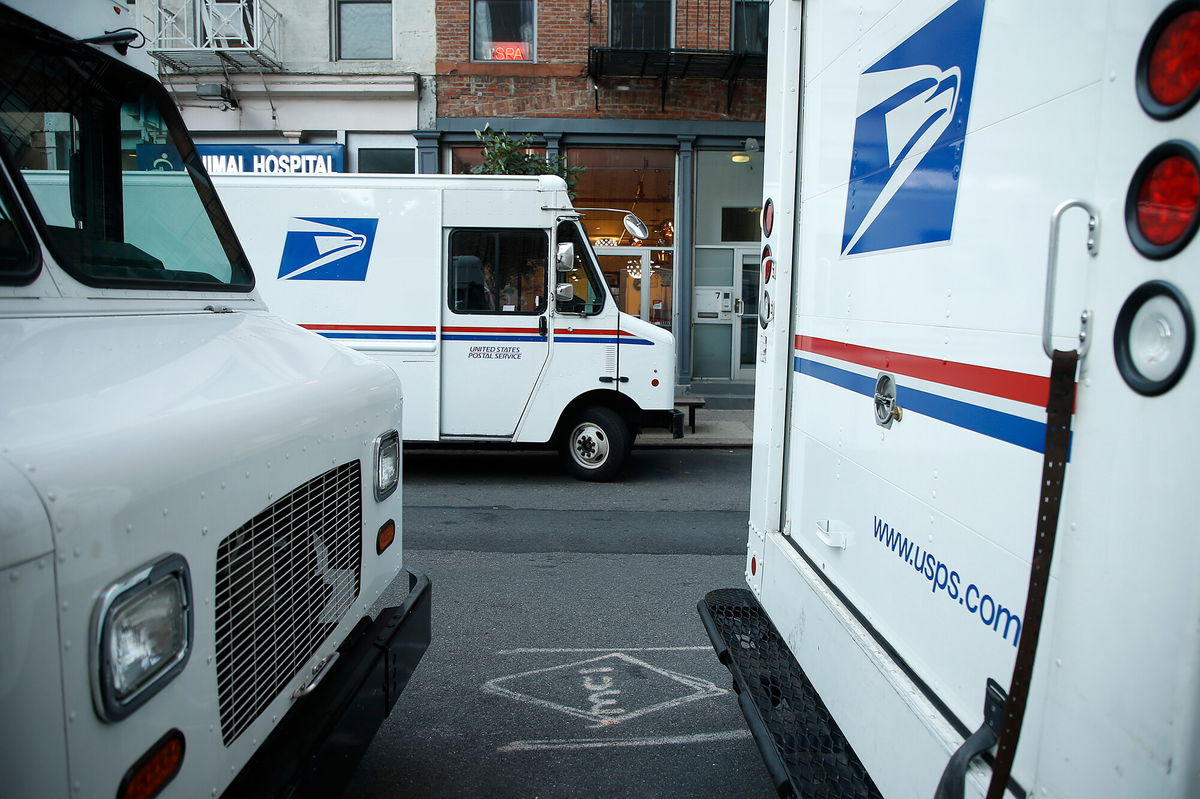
[637,408,754,448]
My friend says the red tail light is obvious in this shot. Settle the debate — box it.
[761,198,775,237]
[1127,141,1200,258]
[1138,3,1200,118]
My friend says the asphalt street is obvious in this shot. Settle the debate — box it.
[342,445,776,799]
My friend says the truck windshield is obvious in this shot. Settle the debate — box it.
[0,13,253,290]
[555,220,605,315]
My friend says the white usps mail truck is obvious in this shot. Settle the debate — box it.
[701,1,1199,798]
[213,172,682,481]
[0,2,429,797]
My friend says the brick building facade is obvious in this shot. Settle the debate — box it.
[426,0,770,384]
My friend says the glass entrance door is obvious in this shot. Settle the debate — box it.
[735,249,760,380]
[693,246,759,379]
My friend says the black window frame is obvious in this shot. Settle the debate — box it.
[447,227,549,315]
[471,0,537,62]
[334,0,394,61]
[610,0,673,50]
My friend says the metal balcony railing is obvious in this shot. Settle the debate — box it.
[588,0,767,85]
[149,0,282,72]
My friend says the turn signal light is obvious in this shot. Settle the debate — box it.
[377,519,396,555]
[118,729,184,799]
[1127,141,1199,258]
[1138,4,1200,118]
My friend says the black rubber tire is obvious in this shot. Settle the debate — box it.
[558,405,632,482]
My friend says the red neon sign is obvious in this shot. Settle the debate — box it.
[490,42,529,60]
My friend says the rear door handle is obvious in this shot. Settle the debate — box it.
[539,316,548,337]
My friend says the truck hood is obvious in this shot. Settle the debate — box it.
[618,311,675,349]
[0,310,402,559]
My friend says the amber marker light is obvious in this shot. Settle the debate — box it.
[118,729,184,799]
[377,519,396,555]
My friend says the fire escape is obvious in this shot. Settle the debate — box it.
[148,0,282,72]
[586,0,768,112]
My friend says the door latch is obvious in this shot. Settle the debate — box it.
[874,372,902,428]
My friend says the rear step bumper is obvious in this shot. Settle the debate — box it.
[698,588,882,799]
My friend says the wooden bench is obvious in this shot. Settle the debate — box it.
[675,396,706,434]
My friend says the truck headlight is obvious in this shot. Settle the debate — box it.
[374,429,400,501]
[91,554,192,722]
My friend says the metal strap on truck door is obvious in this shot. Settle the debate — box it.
[983,346,1078,799]
[933,349,1077,799]
[938,199,1095,799]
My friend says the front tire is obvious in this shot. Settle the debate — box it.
[559,405,631,482]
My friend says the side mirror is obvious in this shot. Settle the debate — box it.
[555,283,575,302]
[623,213,649,241]
[556,242,575,272]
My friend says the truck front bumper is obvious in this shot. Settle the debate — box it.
[641,407,685,438]
[225,569,432,798]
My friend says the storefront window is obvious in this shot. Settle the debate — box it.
[694,149,762,245]
[567,148,675,247]
[449,145,546,175]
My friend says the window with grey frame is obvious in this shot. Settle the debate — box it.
[472,0,535,61]
[732,0,768,54]
[610,0,671,50]
[336,0,392,60]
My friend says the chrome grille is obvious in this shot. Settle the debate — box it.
[215,460,363,746]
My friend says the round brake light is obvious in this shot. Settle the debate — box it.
[1137,3,1200,119]
[1126,141,1200,258]
[761,198,775,237]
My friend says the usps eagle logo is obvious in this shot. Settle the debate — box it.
[277,217,379,280]
[841,0,985,257]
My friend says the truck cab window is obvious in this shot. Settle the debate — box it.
[0,22,252,290]
[555,220,605,315]
[448,228,547,314]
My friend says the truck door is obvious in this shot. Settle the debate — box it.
[440,227,551,438]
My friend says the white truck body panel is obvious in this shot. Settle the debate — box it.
[0,4,427,796]
[213,173,677,448]
[725,0,1200,796]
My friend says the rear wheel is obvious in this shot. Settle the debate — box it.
[559,405,631,482]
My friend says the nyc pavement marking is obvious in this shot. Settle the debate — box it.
[484,648,734,757]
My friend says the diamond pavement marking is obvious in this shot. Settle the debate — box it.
[482,651,729,729]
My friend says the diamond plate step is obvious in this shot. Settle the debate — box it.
[699,588,883,799]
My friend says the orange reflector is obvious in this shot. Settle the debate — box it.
[652,378,660,387]
[377,519,396,555]
[119,729,184,799]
